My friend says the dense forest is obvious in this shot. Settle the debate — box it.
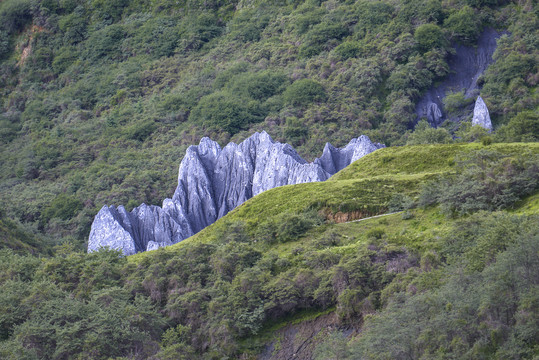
[0,0,538,358]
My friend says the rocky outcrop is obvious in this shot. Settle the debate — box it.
[472,96,492,131]
[88,131,384,255]
[426,102,443,127]
[415,28,503,127]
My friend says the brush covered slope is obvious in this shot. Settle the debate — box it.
[0,0,538,250]
[1,142,538,359]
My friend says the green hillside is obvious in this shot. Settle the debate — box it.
[1,143,537,359]
[0,0,537,247]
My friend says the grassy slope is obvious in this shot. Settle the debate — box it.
[130,141,539,257]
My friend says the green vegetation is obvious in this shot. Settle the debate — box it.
[0,143,537,358]
[0,0,536,249]
[0,0,537,357]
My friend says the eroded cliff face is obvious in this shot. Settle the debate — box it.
[88,132,384,255]
[415,28,502,127]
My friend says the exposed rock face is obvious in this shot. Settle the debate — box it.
[88,131,384,255]
[472,96,492,131]
[415,28,503,127]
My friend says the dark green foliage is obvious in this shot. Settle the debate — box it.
[419,150,539,215]
[354,1,394,34]
[333,41,362,60]
[414,23,446,52]
[276,211,321,243]
[284,116,308,145]
[123,119,157,141]
[40,194,82,225]
[298,22,349,57]
[495,111,539,142]
[328,213,539,360]
[444,6,481,45]
[0,248,165,359]
[283,79,327,106]
[407,120,452,145]
[443,90,474,116]
[190,91,264,134]
[226,70,288,101]
[0,30,10,58]
[84,24,126,62]
[0,0,34,34]
[91,0,129,22]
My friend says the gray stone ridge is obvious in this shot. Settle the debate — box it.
[472,96,492,131]
[88,131,385,255]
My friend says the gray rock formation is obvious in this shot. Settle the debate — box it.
[426,102,443,127]
[472,96,492,131]
[415,28,503,127]
[88,131,384,255]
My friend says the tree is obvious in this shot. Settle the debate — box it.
[444,6,480,45]
[414,23,446,52]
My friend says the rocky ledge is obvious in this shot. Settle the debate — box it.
[88,131,384,255]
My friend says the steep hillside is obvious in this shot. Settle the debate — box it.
[0,0,537,248]
[0,143,537,358]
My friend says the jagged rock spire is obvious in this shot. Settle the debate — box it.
[88,132,385,255]
[472,96,492,131]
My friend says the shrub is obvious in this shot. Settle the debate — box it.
[41,194,83,224]
[0,0,33,34]
[283,79,327,106]
[419,150,539,215]
[123,120,156,141]
[0,30,10,59]
[495,111,539,142]
[443,91,473,115]
[414,23,446,52]
[298,22,349,58]
[443,6,480,45]
[190,91,264,135]
[91,0,129,22]
[406,120,453,145]
[276,211,321,243]
[85,24,126,62]
[226,70,288,101]
[334,41,362,60]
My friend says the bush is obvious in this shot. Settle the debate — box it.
[276,211,321,243]
[226,70,288,101]
[495,111,539,142]
[41,194,82,224]
[414,23,446,52]
[334,41,362,60]
[91,0,129,22]
[283,79,327,107]
[0,0,33,34]
[190,91,264,134]
[298,22,349,57]
[444,6,480,45]
[443,90,473,115]
[0,30,10,59]
[407,120,453,145]
[84,24,126,62]
[419,150,539,215]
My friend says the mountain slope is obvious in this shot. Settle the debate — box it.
[0,142,537,359]
[0,0,537,248]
